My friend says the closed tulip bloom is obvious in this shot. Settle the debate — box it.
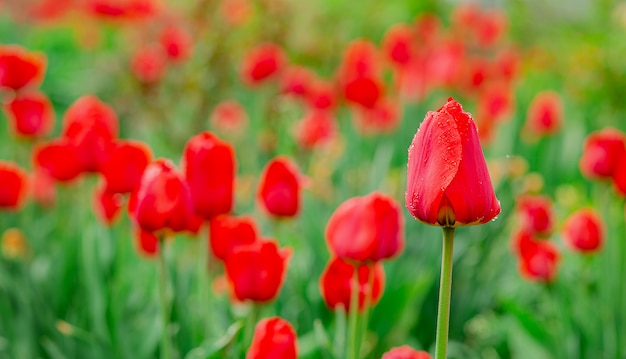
[209,215,259,262]
[158,24,192,61]
[326,192,404,262]
[258,156,303,218]
[382,345,432,359]
[579,127,626,180]
[209,100,249,136]
[0,45,46,91]
[320,257,385,313]
[224,239,291,303]
[405,98,500,227]
[0,161,28,210]
[133,159,193,233]
[246,317,298,359]
[130,45,168,84]
[562,209,604,253]
[183,131,236,219]
[100,140,152,194]
[93,182,123,225]
[4,91,54,138]
[241,43,286,85]
[33,139,82,182]
[525,91,563,137]
[516,195,553,236]
[519,240,560,283]
[279,65,313,98]
[382,24,416,68]
[293,110,337,150]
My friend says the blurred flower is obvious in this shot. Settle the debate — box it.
[1,228,28,260]
[84,0,159,20]
[241,43,286,86]
[381,345,432,359]
[31,170,55,207]
[293,110,337,150]
[0,161,28,210]
[477,82,514,123]
[93,182,123,225]
[562,208,604,253]
[305,78,336,111]
[518,240,560,283]
[351,97,402,135]
[0,44,46,91]
[224,239,291,303]
[257,156,303,218]
[424,39,464,88]
[382,24,416,68]
[459,56,491,93]
[183,131,236,220]
[474,9,507,48]
[338,40,384,109]
[579,127,626,180]
[279,65,313,98]
[246,317,298,359]
[131,159,193,234]
[209,99,249,136]
[158,23,192,62]
[135,228,159,257]
[342,76,384,109]
[209,214,258,262]
[130,44,167,83]
[414,13,440,47]
[99,140,152,194]
[510,228,539,258]
[405,98,500,227]
[516,195,554,236]
[319,257,385,312]
[33,139,83,182]
[326,191,404,262]
[220,0,252,27]
[524,91,563,138]
[3,90,54,138]
[494,48,520,84]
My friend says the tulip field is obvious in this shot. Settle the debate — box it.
[2,1,626,358]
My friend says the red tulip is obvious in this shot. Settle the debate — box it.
[210,100,249,136]
[135,228,159,257]
[477,82,514,123]
[241,43,286,85]
[183,131,236,219]
[0,45,46,91]
[326,192,404,262]
[525,91,563,137]
[130,45,167,84]
[224,239,291,303]
[424,40,464,88]
[293,110,337,150]
[319,257,385,312]
[33,139,82,182]
[132,159,193,234]
[518,240,560,283]
[158,24,192,61]
[579,127,626,180]
[414,13,440,46]
[338,40,384,108]
[474,9,507,48]
[516,195,553,236]
[257,156,303,218]
[4,91,54,138]
[305,78,336,111]
[382,24,416,68]
[62,95,119,173]
[382,345,432,359]
[510,228,540,258]
[84,0,159,19]
[342,76,384,109]
[100,140,152,194]
[0,161,28,210]
[246,317,298,359]
[209,215,259,262]
[612,151,626,196]
[405,98,500,227]
[93,182,123,225]
[562,209,604,253]
[279,65,313,98]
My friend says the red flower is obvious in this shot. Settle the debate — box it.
[130,45,167,84]
[4,91,54,138]
[224,239,291,303]
[326,192,404,262]
[279,65,313,98]
[414,13,440,46]
[84,0,159,19]
[241,43,286,85]
[158,24,192,61]
[209,100,249,136]
[519,240,560,283]
[257,156,303,218]
[342,76,384,109]
[93,182,124,225]
[510,228,540,258]
[579,127,626,180]
[382,345,432,359]
[305,78,336,111]
[135,228,159,257]
[0,45,46,91]
[474,9,507,48]
[524,91,563,137]
[477,82,514,123]
[100,140,152,194]
[132,159,193,234]
[338,40,384,109]
[351,97,401,135]
[319,257,385,312]
[33,139,82,182]
[31,170,56,207]
[562,209,604,253]
[209,215,259,262]
[293,110,337,150]
[424,40,464,88]
[405,98,500,227]
[183,131,236,219]
[62,95,119,173]
[0,161,28,210]
[246,317,298,359]
[516,195,553,236]
[382,24,416,68]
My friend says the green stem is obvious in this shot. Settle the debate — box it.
[348,264,360,359]
[358,263,375,356]
[158,236,171,359]
[243,303,259,350]
[435,227,455,359]
[199,223,212,339]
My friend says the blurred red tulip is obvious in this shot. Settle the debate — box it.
[209,214,258,262]
[414,13,440,46]
[525,91,563,137]
[342,76,384,109]
[451,3,481,34]
[158,24,192,62]
[293,110,337,150]
[31,170,56,207]
[135,228,159,257]
[338,40,384,108]
[326,192,404,262]
[279,65,313,98]
[220,0,251,26]
[477,82,514,123]
[33,139,83,182]
[209,100,249,136]
[305,78,336,111]
[562,209,604,253]
[382,24,416,68]
[382,345,432,359]
[26,0,73,21]
[93,182,123,225]
[0,161,28,210]
[224,239,291,303]
[519,240,560,283]
[510,228,540,258]
[474,9,507,48]
[241,43,286,86]
[130,44,167,83]
[406,98,500,227]
[579,127,626,180]
[319,257,385,312]
[424,40,464,88]
[183,131,236,219]
[516,195,553,236]
[494,48,520,84]
[99,140,152,194]
[132,159,193,234]
[460,56,491,93]
[257,156,303,218]
[3,90,54,138]
[351,97,401,135]
[0,44,46,91]
[246,317,298,359]
[84,0,159,19]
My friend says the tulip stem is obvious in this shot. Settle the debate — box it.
[348,266,360,359]
[435,227,455,359]
[158,236,171,359]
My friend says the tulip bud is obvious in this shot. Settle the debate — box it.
[0,161,28,210]
[209,215,259,262]
[257,156,303,218]
[0,45,46,91]
[246,317,298,359]
[4,91,54,138]
[381,345,432,359]
[518,240,560,283]
[579,127,626,180]
[562,209,604,253]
